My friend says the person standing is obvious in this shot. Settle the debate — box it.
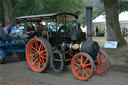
[96,26,99,36]
[3,25,9,36]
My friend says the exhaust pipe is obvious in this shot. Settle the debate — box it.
[86,7,93,41]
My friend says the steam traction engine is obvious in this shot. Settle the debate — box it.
[17,7,110,80]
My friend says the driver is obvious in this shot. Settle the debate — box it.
[26,22,35,38]
[36,22,43,36]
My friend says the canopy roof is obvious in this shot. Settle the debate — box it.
[92,15,105,24]
[93,11,128,24]
[16,13,78,22]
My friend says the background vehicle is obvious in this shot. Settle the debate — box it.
[15,7,110,80]
[0,28,27,64]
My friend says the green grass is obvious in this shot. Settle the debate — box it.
[93,37,128,48]
[92,37,128,59]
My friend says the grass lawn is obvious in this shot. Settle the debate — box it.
[93,37,128,59]
[92,37,128,67]
[92,37,128,47]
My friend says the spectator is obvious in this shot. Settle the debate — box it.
[96,26,99,36]
[3,25,9,35]
[8,25,14,35]
[10,24,23,36]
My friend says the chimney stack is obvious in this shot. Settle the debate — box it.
[86,7,93,41]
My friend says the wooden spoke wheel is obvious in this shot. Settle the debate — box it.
[51,52,64,72]
[0,53,4,64]
[71,53,95,80]
[26,38,53,72]
[94,50,110,75]
[0,49,6,64]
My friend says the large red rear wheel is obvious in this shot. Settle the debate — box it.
[94,50,110,75]
[26,38,52,72]
[71,53,95,80]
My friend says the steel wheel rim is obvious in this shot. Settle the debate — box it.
[0,53,2,60]
[26,39,47,71]
[95,51,109,74]
[71,54,93,80]
[52,53,64,72]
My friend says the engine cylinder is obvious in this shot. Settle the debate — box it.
[81,40,100,59]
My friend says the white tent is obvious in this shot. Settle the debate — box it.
[92,15,106,24]
[119,11,128,22]
[92,11,128,36]
[93,11,128,23]
[92,14,106,36]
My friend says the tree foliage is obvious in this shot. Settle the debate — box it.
[119,0,128,12]
[12,0,85,17]
[0,0,104,25]
[0,0,87,25]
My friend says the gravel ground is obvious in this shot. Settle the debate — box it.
[0,37,128,85]
[0,53,128,85]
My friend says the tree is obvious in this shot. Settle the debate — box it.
[12,0,85,17]
[3,0,13,26]
[0,0,4,26]
[104,0,127,46]
[1,0,86,26]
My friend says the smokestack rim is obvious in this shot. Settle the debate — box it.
[86,6,93,10]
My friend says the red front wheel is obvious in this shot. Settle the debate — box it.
[71,53,95,80]
[26,38,52,72]
[94,50,110,75]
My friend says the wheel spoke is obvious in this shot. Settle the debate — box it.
[82,71,84,77]
[32,58,38,65]
[31,49,36,54]
[101,56,106,60]
[40,50,46,54]
[85,63,91,67]
[29,53,35,57]
[99,64,102,72]
[32,56,38,62]
[37,57,39,67]
[30,46,37,52]
[39,43,41,51]
[73,62,79,66]
[83,70,89,77]
[35,41,39,50]
[84,58,88,65]
[40,57,45,65]
[38,58,41,68]
[40,53,47,56]
[100,64,106,70]
[40,55,47,60]
[95,51,110,75]
[76,57,81,63]
[75,67,79,70]
[86,67,92,72]
[77,69,81,75]
[81,56,83,64]
[101,61,108,64]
